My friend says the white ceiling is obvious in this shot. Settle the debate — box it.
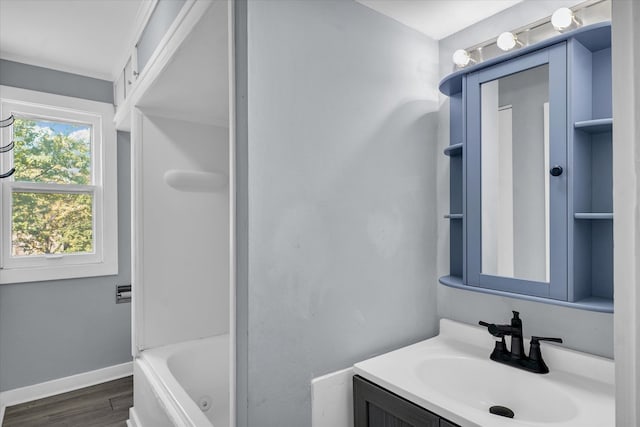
[356,0,525,40]
[0,0,525,82]
[0,0,147,81]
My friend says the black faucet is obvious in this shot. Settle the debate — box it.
[479,311,563,374]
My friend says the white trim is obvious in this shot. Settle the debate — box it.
[127,407,142,427]
[114,0,211,131]
[0,85,114,122]
[0,85,118,284]
[612,0,640,424]
[227,2,237,426]
[0,361,133,421]
[111,0,159,82]
[131,107,145,356]
[311,367,354,427]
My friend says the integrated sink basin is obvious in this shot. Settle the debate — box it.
[353,319,614,427]
[415,357,577,423]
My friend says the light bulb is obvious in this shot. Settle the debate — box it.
[452,49,473,67]
[551,7,575,31]
[496,32,520,51]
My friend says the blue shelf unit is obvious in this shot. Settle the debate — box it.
[439,23,613,313]
[568,25,613,308]
[574,118,612,133]
[446,89,464,280]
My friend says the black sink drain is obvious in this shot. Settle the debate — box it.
[489,405,515,418]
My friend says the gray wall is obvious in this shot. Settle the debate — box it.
[236,1,440,425]
[136,0,187,72]
[437,1,614,359]
[0,59,113,103]
[0,61,131,391]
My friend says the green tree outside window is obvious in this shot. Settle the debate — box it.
[11,118,94,256]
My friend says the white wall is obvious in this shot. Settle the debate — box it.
[437,1,614,359]
[136,114,229,350]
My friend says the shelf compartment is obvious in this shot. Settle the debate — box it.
[443,143,463,156]
[574,213,613,220]
[574,118,612,133]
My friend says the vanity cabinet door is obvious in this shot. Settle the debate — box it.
[466,42,568,300]
[353,376,458,427]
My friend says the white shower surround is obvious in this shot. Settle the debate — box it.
[125,1,235,426]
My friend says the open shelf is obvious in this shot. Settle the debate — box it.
[574,213,613,220]
[570,38,613,307]
[574,118,612,133]
[438,275,613,313]
[443,143,463,156]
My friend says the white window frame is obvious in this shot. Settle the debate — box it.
[0,86,118,284]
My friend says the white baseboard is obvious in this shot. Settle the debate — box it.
[127,407,141,427]
[0,361,133,420]
[311,367,354,427]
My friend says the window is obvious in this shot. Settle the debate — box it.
[0,86,117,283]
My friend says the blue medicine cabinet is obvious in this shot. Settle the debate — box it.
[439,22,613,313]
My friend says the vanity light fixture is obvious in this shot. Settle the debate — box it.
[551,7,582,32]
[496,32,523,51]
[452,49,475,68]
[448,0,607,72]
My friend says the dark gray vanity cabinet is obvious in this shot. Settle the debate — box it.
[353,376,460,427]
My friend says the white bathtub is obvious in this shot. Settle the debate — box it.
[129,334,230,427]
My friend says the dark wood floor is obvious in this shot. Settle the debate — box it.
[2,376,133,427]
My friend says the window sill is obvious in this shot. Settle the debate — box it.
[0,260,118,284]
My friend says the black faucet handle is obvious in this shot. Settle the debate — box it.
[530,336,563,344]
[479,321,519,337]
[529,336,563,363]
[479,321,503,337]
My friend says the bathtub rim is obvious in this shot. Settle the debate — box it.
[136,334,230,427]
[136,357,209,427]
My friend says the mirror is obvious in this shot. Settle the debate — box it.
[480,64,550,283]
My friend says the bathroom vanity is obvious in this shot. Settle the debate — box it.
[353,319,614,427]
[440,22,613,312]
[352,20,616,427]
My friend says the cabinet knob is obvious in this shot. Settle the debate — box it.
[550,165,563,176]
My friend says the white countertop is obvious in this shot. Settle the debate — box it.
[353,319,614,427]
